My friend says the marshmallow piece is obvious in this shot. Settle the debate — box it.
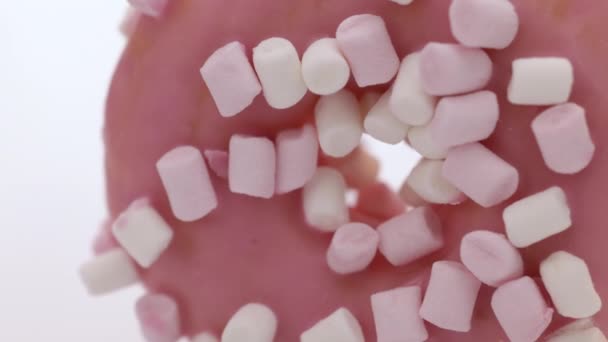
[398,182,428,207]
[508,57,574,105]
[363,91,410,144]
[548,320,608,342]
[460,230,524,287]
[302,167,349,232]
[443,143,519,207]
[327,222,379,274]
[371,286,428,342]
[253,37,307,109]
[315,90,363,158]
[377,207,444,266]
[222,303,277,342]
[449,0,519,49]
[79,249,138,295]
[540,251,602,319]
[276,124,319,194]
[136,294,181,342]
[389,53,438,126]
[336,14,400,87]
[192,333,219,342]
[390,0,414,4]
[419,261,482,332]
[302,38,350,95]
[203,150,228,179]
[532,103,595,174]
[113,199,173,268]
[229,135,276,199]
[429,91,499,149]
[300,308,364,342]
[200,42,262,117]
[503,186,571,248]
[420,42,493,96]
[128,0,168,18]
[157,146,217,222]
[406,159,465,204]
[491,277,554,342]
[407,124,449,160]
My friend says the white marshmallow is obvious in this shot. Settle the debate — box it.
[300,308,364,342]
[407,124,449,160]
[503,186,571,248]
[548,320,608,342]
[112,198,174,268]
[508,57,574,105]
[302,38,350,95]
[390,0,415,4]
[405,159,464,204]
[389,53,437,126]
[79,249,138,295]
[192,332,219,342]
[364,91,410,144]
[315,90,363,158]
[540,251,602,319]
[302,167,349,232]
[253,37,307,109]
[222,303,277,342]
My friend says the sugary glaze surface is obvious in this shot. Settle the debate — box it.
[103,0,608,340]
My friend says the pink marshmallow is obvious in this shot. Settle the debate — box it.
[136,293,181,342]
[491,277,554,342]
[200,42,262,117]
[532,103,595,174]
[128,0,168,18]
[377,207,444,266]
[429,91,499,149]
[419,261,482,332]
[449,0,519,49]
[229,135,276,199]
[460,230,524,287]
[371,286,429,342]
[157,146,217,222]
[326,222,379,274]
[420,42,493,96]
[336,14,400,87]
[275,124,319,194]
[443,143,519,207]
[203,150,228,179]
[92,219,118,255]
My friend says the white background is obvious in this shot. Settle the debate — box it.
[0,2,417,341]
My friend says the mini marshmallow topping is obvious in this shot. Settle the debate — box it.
[371,286,428,342]
[192,332,219,342]
[301,38,351,95]
[302,167,349,232]
[363,91,410,144]
[326,222,379,275]
[315,90,363,158]
[79,249,139,296]
[407,124,449,160]
[406,159,465,205]
[136,293,181,342]
[229,135,276,199]
[508,57,574,105]
[275,124,319,194]
[300,307,365,342]
[547,320,608,342]
[222,303,278,342]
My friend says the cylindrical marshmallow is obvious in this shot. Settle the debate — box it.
[449,0,519,49]
[300,308,364,342]
[275,124,319,194]
[203,149,228,179]
[540,251,602,319]
[228,135,276,199]
[79,249,139,296]
[377,207,444,266]
[443,143,519,207]
[200,42,262,117]
[460,230,524,287]
[301,38,350,95]
[128,0,168,18]
[336,14,400,87]
[371,286,428,342]
[407,124,449,160]
[314,90,363,158]
[429,91,499,148]
[398,182,428,207]
[532,103,595,174]
[406,159,465,204]
[390,0,414,4]
[419,261,482,332]
[364,91,410,144]
[222,303,277,342]
[192,332,219,342]
[327,222,379,274]
[548,320,608,342]
[508,57,574,105]
[253,37,307,109]
[389,53,437,126]
[419,42,493,96]
[302,167,349,232]
[157,146,218,222]
[136,294,181,342]
[491,277,554,342]
[503,186,571,248]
